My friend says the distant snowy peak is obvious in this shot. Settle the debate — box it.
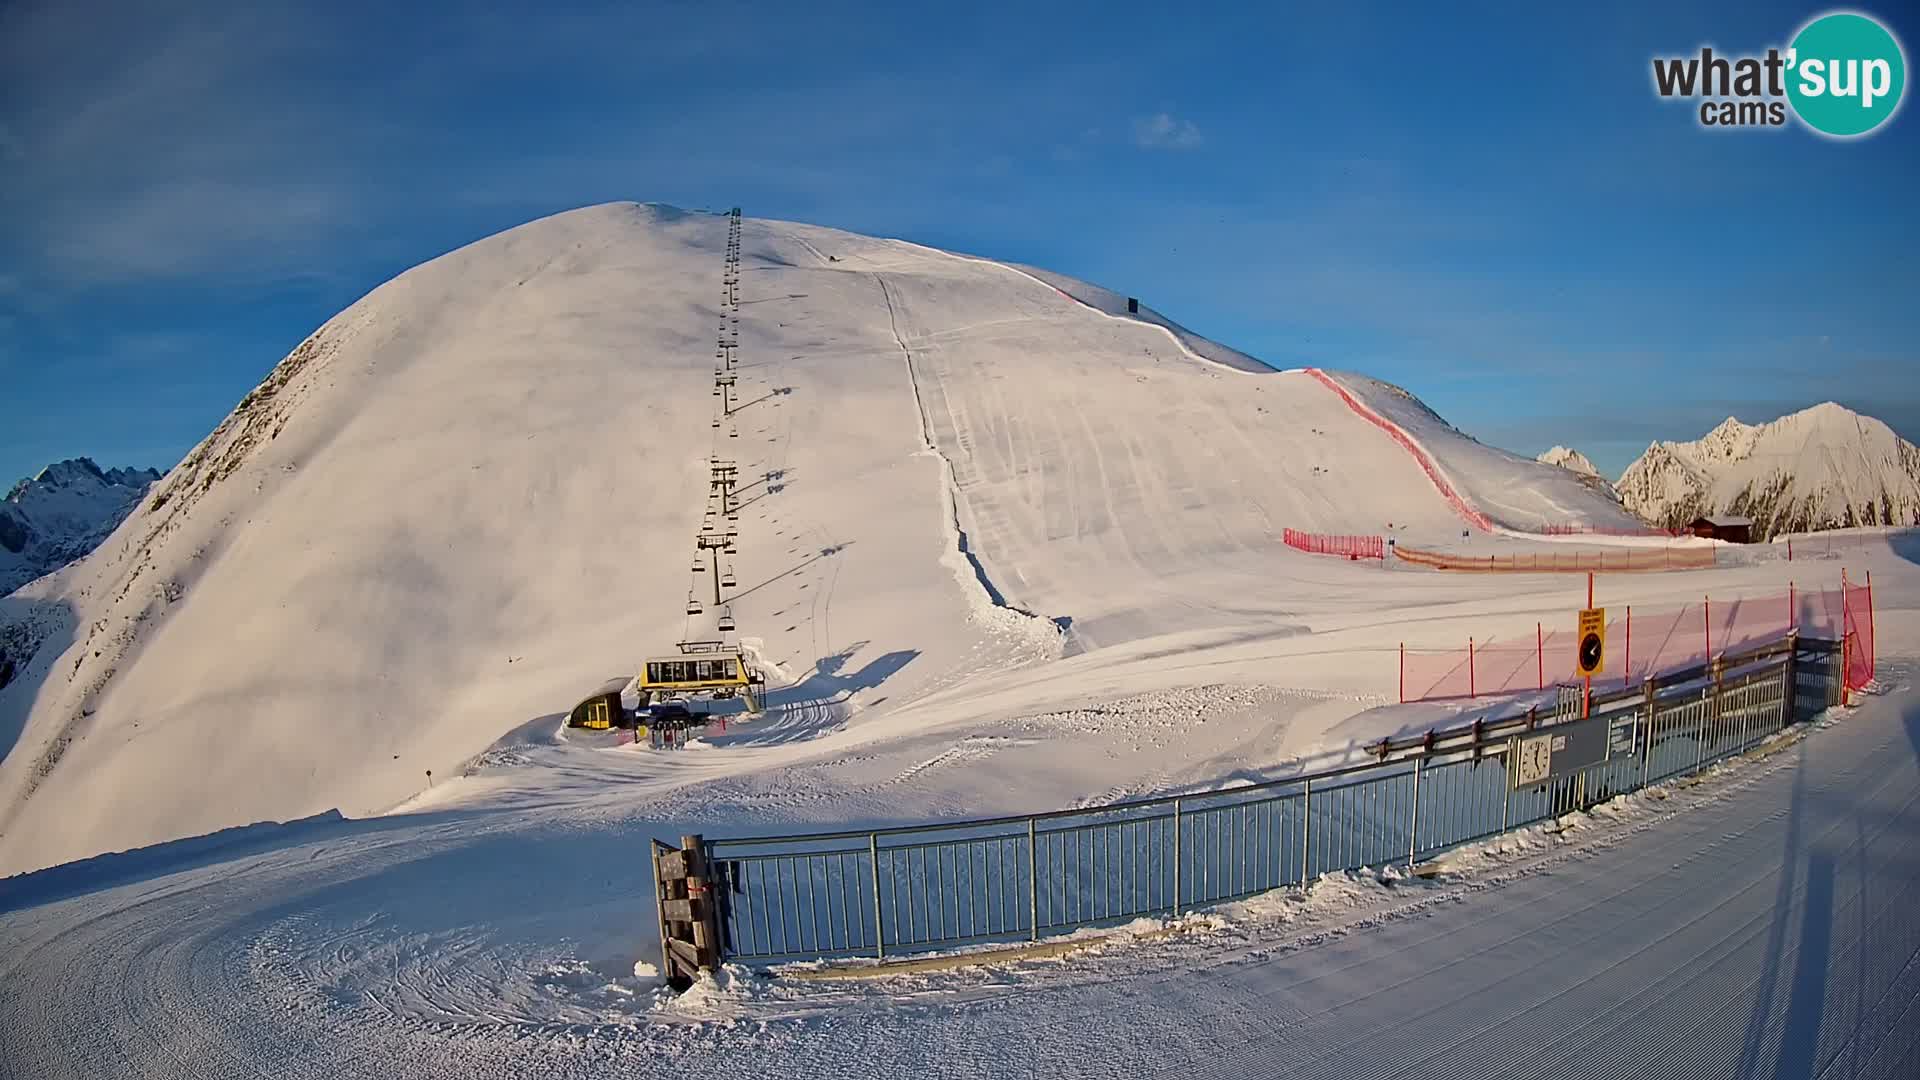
[1617,403,1920,539]
[1537,446,1600,478]
[2,457,163,594]
[1536,445,1619,502]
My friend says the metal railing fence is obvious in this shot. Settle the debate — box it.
[676,636,1844,966]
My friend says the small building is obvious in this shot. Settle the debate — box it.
[1688,515,1753,544]
[568,677,634,730]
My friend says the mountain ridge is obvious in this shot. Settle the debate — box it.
[1,457,163,595]
[1616,403,1920,538]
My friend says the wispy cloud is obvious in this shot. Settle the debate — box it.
[1132,111,1203,150]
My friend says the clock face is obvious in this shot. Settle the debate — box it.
[1580,632,1603,674]
[1515,735,1553,786]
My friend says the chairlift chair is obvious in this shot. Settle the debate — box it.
[717,609,736,633]
[721,570,738,588]
[686,596,704,615]
[691,559,706,572]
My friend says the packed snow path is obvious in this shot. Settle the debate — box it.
[2,676,1913,1078]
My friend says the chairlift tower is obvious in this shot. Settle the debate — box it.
[695,532,736,604]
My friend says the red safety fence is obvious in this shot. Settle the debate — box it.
[1393,544,1717,573]
[1844,572,1876,694]
[1539,523,1687,538]
[1399,580,1853,703]
[1283,528,1384,560]
[1301,369,1497,532]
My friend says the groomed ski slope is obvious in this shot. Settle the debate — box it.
[1,660,1912,1078]
[0,203,1634,875]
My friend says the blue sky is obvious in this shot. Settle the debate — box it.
[2,1,1915,487]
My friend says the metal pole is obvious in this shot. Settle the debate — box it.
[1027,817,1039,940]
[1407,757,1423,868]
[1537,622,1543,690]
[869,833,885,958]
[1501,738,1513,833]
[1300,780,1312,885]
[1641,679,1656,789]
[1171,798,1183,916]
[1624,606,1632,688]
[1696,689,1709,774]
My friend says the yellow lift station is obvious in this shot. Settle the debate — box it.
[639,641,764,712]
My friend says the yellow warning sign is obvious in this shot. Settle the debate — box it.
[1576,607,1606,676]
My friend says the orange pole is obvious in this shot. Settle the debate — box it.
[1586,572,1595,716]
[1537,621,1544,690]
[1469,637,1476,699]
[1867,570,1876,680]
[1624,605,1632,687]
[1399,642,1405,704]
[1843,570,1851,703]
[1704,595,1712,660]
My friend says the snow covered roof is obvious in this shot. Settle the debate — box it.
[1693,515,1753,528]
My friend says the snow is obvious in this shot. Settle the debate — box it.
[1,658,1913,1076]
[0,458,159,595]
[1329,372,1647,533]
[1619,402,1920,537]
[1537,445,1602,478]
[0,202,1916,1077]
[0,202,1639,876]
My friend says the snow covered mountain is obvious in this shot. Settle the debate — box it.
[0,458,162,595]
[1538,446,1599,478]
[1536,445,1621,504]
[1616,404,1920,538]
[0,202,1637,875]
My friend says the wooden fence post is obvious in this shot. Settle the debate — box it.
[682,834,723,975]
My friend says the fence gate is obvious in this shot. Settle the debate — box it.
[651,835,722,990]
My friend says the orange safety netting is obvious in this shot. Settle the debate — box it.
[1393,544,1718,573]
[1283,528,1384,559]
[1399,584,1849,703]
[1844,575,1876,692]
